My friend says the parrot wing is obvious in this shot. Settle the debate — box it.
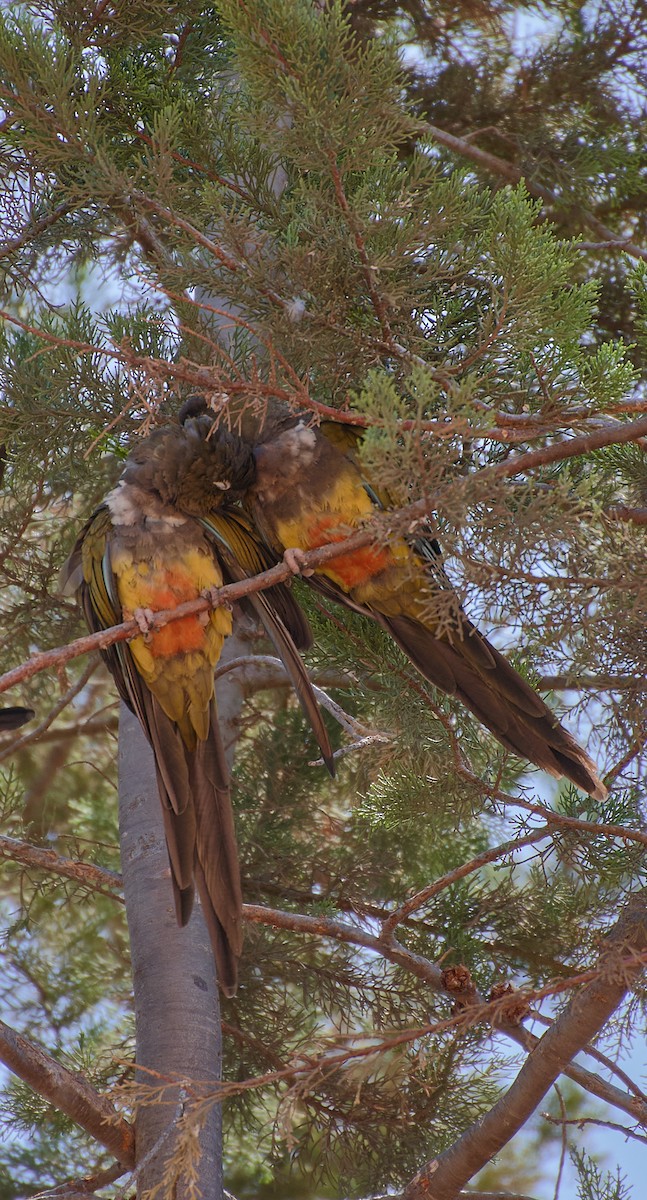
[199,507,335,776]
[301,434,607,800]
[306,556,606,797]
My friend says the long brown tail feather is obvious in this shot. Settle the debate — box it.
[384,613,607,801]
[190,712,243,998]
[138,689,243,994]
[250,589,335,776]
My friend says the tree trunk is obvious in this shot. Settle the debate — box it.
[119,705,223,1198]
[118,628,251,1197]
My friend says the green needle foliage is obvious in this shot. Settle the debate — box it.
[0,1,645,1197]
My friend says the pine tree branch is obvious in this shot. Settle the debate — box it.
[0,833,123,899]
[243,901,445,990]
[482,416,647,477]
[402,889,647,1200]
[129,129,255,202]
[205,947,647,1124]
[4,834,643,1127]
[380,827,553,938]
[421,121,647,264]
[242,898,647,1128]
[0,1017,135,1168]
[326,149,395,347]
[471,780,647,848]
[4,303,645,453]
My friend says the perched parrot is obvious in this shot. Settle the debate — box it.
[0,706,35,731]
[62,412,333,995]
[179,398,606,802]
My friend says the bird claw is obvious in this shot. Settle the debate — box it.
[133,607,156,641]
[284,547,314,577]
[201,586,232,613]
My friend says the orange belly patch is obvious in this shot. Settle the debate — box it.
[120,561,213,658]
[148,613,207,658]
[306,515,392,589]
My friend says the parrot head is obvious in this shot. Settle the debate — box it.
[122,409,256,517]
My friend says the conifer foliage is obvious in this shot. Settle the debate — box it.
[0,1,645,1197]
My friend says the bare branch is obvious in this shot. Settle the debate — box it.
[0,1018,134,1168]
[530,1009,647,1103]
[0,833,123,900]
[483,416,647,478]
[542,1112,647,1146]
[30,1160,127,1198]
[403,889,647,1199]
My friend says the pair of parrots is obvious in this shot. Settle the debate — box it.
[62,399,606,995]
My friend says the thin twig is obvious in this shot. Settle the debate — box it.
[0,657,100,763]
[530,1009,647,1102]
[542,1113,647,1146]
[380,826,553,938]
[29,1159,127,1197]
[326,149,395,346]
[552,1083,568,1200]
[0,201,75,260]
[478,783,647,848]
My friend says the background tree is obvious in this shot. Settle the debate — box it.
[0,1,645,1198]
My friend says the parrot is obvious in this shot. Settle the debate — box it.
[61,411,333,995]
[0,706,35,731]
[178,398,607,802]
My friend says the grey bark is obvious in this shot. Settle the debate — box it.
[118,629,251,1198]
[119,705,222,1198]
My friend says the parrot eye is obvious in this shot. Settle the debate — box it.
[214,480,231,491]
